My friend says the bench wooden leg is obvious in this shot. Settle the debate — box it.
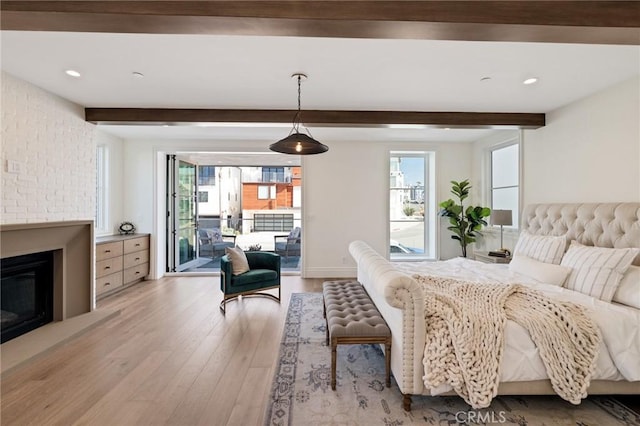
[385,340,391,388]
[403,394,412,411]
[331,340,337,390]
[325,324,329,346]
[323,296,329,345]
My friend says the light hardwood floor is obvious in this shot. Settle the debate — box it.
[1,275,326,426]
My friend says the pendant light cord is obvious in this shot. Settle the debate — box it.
[292,74,302,132]
[289,74,314,138]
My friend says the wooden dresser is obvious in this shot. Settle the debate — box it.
[96,234,150,298]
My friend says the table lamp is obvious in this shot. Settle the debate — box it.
[490,210,513,254]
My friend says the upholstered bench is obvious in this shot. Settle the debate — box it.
[322,279,391,390]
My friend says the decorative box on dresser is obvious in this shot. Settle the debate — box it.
[96,234,150,298]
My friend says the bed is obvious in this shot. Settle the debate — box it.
[349,203,640,410]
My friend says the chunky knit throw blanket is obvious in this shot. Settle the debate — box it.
[415,275,601,409]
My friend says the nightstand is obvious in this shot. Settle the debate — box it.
[474,251,512,264]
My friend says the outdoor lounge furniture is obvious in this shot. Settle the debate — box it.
[219,251,281,314]
[199,228,236,258]
[274,227,301,260]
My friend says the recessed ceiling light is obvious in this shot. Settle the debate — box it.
[65,69,81,78]
[523,77,538,85]
[132,71,144,78]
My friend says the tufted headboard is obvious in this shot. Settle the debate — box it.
[521,203,640,266]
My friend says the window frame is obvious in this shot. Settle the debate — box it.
[262,166,285,183]
[488,138,521,230]
[257,185,276,200]
[388,150,436,261]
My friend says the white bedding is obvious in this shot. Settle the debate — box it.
[394,257,640,392]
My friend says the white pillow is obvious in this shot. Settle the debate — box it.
[225,246,250,275]
[612,265,640,309]
[509,255,572,286]
[561,241,639,302]
[513,231,567,264]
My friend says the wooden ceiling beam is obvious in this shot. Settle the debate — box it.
[2,1,638,44]
[85,108,545,129]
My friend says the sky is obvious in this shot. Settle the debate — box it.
[400,157,424,187]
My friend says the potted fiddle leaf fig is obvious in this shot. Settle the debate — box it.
[439,179,491,258]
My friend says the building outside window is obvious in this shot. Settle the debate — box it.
[258,185,276,200]
[198,165,216,186]
[262,167,285,182]
[490,142,520,228]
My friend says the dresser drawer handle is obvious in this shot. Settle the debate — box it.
[135,257,140,261]
[135,271,140,275]
[105,282,111,286]
[105,266,111,269]
[105,249,111,253]
[135,243,141,247]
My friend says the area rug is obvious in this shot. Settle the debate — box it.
[264,292,640,426]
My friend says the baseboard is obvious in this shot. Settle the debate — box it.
[302,266,357,279]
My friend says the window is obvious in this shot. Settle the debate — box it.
[257,185,276,200]
[198,191,209,203]
[95,145,108,233]
[198,166,216,186]
[490,143,519,227]
[262,167,285,182]
[389,151,436,260]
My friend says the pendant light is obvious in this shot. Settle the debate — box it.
[269,73,328,155]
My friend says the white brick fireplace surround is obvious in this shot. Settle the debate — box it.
[0,221,118,377]
[1,72,96,225]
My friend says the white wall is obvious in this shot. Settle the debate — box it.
[1,72,96,224]
[523,76,640,204]
[303,140,473,277]
[468,77,640,255]
[96,130,125,235]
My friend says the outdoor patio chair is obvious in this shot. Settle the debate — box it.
[274,227,301,260]
[199,228,237,259]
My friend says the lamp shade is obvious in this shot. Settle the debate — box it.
[490,209,513,226]
[270,73,328,156]
[269,133,329,155]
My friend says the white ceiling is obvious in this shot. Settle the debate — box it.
[1,31,638,143]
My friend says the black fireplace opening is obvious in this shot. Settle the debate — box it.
[1,251,54,344]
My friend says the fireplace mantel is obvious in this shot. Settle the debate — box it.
[1,221,119,376]
[1,220,95,318]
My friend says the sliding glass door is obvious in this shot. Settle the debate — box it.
[165,154,303,273]
[166,156,199,272]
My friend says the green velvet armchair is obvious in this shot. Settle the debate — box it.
[219,251,281,314]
